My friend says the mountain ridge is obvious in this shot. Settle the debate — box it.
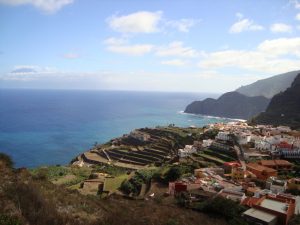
[184,70,299,120]
[236,70,299,98]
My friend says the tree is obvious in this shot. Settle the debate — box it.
[0,152,14,168]
[164,166,182,182]
[120,180,135,194]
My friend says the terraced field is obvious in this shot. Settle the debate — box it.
[77,126,203,169]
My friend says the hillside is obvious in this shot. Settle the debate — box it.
[184,91,270,120]
[252,73,300,130]
[0,155,228,225]
[74,126,206,169]
[236,70,299,98]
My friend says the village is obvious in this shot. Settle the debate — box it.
[169,122,300,225]
[56,122,300,225]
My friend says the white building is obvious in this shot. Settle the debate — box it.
[265,135,281,145]
[216,131,231,141]
[236,133,252,145]
[202,139,213,148]
[255,140,272,151]
[178,145,197,158]
[277,126,291,133]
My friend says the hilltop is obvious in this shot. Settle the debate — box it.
[236,70,299,98]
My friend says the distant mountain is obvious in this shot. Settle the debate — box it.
[184,92,270,120]
[236,71,299,98]
[252,73,300,130]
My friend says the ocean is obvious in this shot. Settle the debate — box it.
[0,89,229,168]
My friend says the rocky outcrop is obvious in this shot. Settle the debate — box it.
[184,92,270,120]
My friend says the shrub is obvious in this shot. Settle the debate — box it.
[32,168,48,180]
[120,180,135,194]
[165,218,178,225]
[194,196,247,224]
[164,166,182,182]
[5,182,65,225]
[0,214,21,225]
[0,153,14,168]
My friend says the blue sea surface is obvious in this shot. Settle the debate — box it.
[0,89,229,168]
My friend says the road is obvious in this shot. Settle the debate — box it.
[234,145,246,170]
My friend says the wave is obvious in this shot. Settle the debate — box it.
[177,110,246,122]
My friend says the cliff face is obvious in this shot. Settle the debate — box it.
[236,70,299,98]
[184,92,270,120]
[253,74,300,129]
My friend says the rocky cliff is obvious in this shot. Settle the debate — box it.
[184,92,270,120]
[252,73,300,130]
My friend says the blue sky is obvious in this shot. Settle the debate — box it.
[0,0,300,92]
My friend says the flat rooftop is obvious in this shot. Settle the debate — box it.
[243,208,277,223]
[260,199,288,214]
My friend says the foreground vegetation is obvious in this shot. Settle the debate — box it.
[0,153,229,225]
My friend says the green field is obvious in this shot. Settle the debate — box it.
[103,174,129,192]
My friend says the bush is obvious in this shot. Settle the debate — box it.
[164,167,182,182]
[120,169,158,195]
[0,214,21,225]
[5,182,65,225]
[0,153,14,168]
[165,218,178,225]
[32,168,48,180]
[194,196,247,224]
[120,180,135,194]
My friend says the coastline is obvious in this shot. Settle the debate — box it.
[177,110,247,122]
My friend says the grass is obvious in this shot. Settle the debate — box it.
[30,165,92,187]
[93,164,130,176]
[103,174,129,192]
[30,165,71,180]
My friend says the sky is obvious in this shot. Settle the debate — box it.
[0,0,300,93]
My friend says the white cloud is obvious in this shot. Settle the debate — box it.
[296,13,300,20]
[156,41,199,58]
[229,14,264,33]
[198,37,300,74]
[165,19,199,32]
[104,37,153,56]
[63,52,80,59]
[107,44,153,56]
[0,0,73,13]
[270,23,292,33]
[257,37,300,56]
[104,37,127,46]
[107,11,162,33]
[291,0,300,9]
[161,59,188,66]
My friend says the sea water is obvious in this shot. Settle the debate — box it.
[0,89,229,168]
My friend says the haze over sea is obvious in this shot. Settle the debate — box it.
[0,89,229,168]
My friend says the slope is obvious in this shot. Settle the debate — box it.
[252,73,300,130]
